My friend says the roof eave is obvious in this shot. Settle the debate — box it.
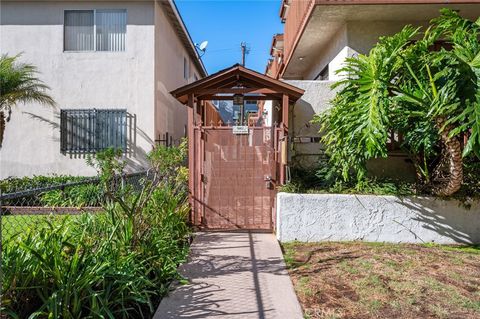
[171,64,305,105]
[280,0,480,78]
[164,0,207,77]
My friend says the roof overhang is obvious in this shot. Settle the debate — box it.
[283,1,480,79]
[171,64,304,104]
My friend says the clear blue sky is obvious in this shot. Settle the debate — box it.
[175,0,284,75]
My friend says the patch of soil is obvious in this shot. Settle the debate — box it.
[284,242,480,319]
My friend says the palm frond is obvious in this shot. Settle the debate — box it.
[0,54,56,111]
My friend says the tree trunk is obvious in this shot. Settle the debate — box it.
[0,111,5,148]
[432,117,463,196]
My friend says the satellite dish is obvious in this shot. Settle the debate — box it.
[198,41,208,52]
[195,41,208,57]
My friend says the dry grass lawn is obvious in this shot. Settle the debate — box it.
[283,242,480,319]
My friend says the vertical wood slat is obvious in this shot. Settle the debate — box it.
[187,94,195,224]
[280,94,289,185]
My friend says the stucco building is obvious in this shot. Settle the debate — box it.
[266,0,480,175]
[0,0,206,178]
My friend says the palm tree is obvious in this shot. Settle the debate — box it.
[316,9,479,196]
[396,9,480,195]
[0,54,55,148]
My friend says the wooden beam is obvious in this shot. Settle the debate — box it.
[187,94,195,223]
[280,93,289,185]
[195,98,201,125]
[197,95,282,101]
[194,88,280,95]
[170,65,305,103]
[238,68,305,98]
[282,93,289,129]
[215,78,240,89]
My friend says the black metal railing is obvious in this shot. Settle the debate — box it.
[60,109,128,154]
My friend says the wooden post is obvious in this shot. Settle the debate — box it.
[196,99,202,125]
[282,93,289,130]
[279,94,289,185]
[187,93,195,224]
[195,98,203,224]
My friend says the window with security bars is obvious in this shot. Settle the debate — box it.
[64,9,127,52]
[60,109,127,154]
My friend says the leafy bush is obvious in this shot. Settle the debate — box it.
[0,175,102,207]
[314,9,480,196]
[280,166,415,196]
[283,162,479,199]
[39,183,103,207]
[2,142,191,318]
[0,175,86,193]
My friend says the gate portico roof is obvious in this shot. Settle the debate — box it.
[171,64,304,104]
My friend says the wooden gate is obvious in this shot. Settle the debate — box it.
[169,64,305,231]
[192,125,278,230]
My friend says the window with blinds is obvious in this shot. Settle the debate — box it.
[60,109,127,154]
[64,10,127,52]
[184,57,188,79]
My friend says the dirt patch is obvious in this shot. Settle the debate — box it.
[283,242,480,319]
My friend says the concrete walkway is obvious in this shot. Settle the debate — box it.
[154,232,303,319]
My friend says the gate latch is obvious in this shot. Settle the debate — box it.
[264,175,273,190]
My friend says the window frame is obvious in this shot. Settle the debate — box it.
[183,57,189,80]
[315,64,329,81]
[63,9,127,53]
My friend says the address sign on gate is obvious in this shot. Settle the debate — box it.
[232,126,249,135]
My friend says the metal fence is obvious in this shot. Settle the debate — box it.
[0,171,147,241]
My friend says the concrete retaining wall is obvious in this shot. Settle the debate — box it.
[276,193,480,244]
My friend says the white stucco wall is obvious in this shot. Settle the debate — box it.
[284,80,336,169]
[154,1,202,145]
[277,193,480,244]
[0,1,202,178]
[304,20,428,81]
[0,1,155,177]
[304,24,348,81]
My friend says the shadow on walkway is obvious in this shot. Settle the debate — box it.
[154,232,303,319]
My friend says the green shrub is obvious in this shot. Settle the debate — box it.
[314,9,480,196]
[2,142,191,318]
[0,175,102,207]
[39,183,103,207]
[0,175,86,193]
[284,163,479,198]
